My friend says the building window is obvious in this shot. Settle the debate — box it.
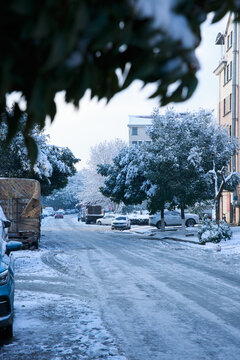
[224,62,232,84]
[138,141,142,145]
[132,141,137,145]
[227,32,233,50]
[223,94,232,116]
[132,127,138,135]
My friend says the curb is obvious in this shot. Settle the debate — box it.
[132,232,201,245]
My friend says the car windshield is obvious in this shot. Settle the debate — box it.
[115,216,126,220]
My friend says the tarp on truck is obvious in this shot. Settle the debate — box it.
[0,178,41,234]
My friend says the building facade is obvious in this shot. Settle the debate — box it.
[214,13,240,224]
[128,115,152,146]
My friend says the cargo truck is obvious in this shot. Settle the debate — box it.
[85,205,104,224]
[0,178,41,249]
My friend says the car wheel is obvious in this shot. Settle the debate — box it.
[98,221,102,225]
[186,218,196,227]
[4,324,13,338]
[111,226,114,230]
[156,221,161,229]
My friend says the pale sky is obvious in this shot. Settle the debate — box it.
[10,15,227,170]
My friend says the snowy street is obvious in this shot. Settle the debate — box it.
[1,215,240,360]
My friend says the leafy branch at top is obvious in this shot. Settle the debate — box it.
[0,1,239,162]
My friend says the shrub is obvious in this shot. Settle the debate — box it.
[198,217,232,244]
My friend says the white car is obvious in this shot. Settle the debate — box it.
[96,214,115,225]
[149,210,199,229]
[111,215,131,230]
[42,207,55,217]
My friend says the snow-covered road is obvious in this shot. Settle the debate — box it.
[1,215,240,359]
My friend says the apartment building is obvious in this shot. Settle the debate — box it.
[128,115,152,146]
[214,12,240,224]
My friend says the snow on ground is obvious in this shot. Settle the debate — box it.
[0,248,127,360]
[128,224,240,254]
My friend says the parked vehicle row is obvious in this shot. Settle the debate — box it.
[93,210,199,230]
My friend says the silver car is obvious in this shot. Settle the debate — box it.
[149,210,199,229]
[96,214,115,225]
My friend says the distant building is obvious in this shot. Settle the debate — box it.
[128,115,152,146]
[214,12,240,224]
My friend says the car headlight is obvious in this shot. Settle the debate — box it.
[0,270,9,285]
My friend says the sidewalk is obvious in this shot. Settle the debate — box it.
[130,226,200,244]
[130,225,240,252]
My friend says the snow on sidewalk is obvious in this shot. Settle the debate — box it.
[130,225,240,253]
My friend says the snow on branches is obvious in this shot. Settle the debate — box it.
[99,108,240,223]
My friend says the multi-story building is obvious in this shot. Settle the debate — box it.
[128,115,152,146]
[214,12,240,224]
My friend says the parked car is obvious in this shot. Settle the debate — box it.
[54,211,64,219]
[42,207,55,217]
[111,216,131,230]
[96,214,115,225]
[149,210,199,229]
[56,209,65,214]
[0,218,22,338]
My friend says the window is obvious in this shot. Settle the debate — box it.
[132,127,138,135]
[224,62,232,84]
[138,141,142,145]
[227,64,229,81]
[227,31,233,50]
[223,94,232,116]
[132,141,137,145]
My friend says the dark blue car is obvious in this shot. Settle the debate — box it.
[0,222,21,338]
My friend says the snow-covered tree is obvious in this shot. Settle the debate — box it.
[98,146,148,206]
[1,1,239,162]
[99,108,239,230]
[209,162,240,224]
[147,108,239,229]
[0,116,79,196]
[43,172,83,209]
[78,139,126,206]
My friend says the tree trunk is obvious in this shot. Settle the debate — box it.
[180,204,186,233]
[161,207,165,231]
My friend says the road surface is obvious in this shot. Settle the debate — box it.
[1,215,240,359]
